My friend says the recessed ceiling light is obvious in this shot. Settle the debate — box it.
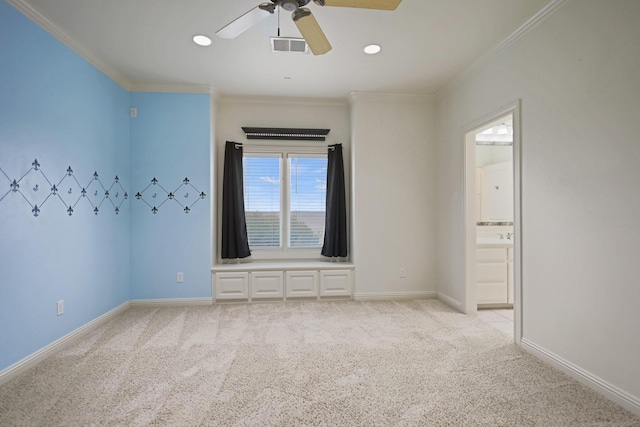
[364,44,381,55]
[193,35,212,47]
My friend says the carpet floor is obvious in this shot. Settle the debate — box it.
[0,299,638,426]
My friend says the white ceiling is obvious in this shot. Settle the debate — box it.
[15,0,551,99]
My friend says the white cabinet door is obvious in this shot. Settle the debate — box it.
[250,271,284,299]
[477,263,507,283]
[477,248,507,262]
[476,247,508,304]
[320,270,353,297]
[215,272,249,300]
[285,270,318,298]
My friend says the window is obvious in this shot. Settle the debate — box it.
[242,148,327,259]
[243,155,281,248]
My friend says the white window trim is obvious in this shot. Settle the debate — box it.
[242,144,327,261]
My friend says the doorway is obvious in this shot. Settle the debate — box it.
[463,102,522,344]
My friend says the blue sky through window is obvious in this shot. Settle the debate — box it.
[289,157,327,212]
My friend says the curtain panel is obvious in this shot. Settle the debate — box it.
[321,143,348,258]
[221,141,251,259]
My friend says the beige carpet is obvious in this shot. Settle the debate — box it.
[0,299,638,426]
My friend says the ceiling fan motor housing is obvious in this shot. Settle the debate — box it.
[275,0,311,11]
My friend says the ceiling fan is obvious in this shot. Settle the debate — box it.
[216,0,402,55]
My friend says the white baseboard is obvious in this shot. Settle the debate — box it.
[129,297,214,307]
[0,301,130,387]
[520,338,640,417]
[437,292,463,312]
[352,291,437,301]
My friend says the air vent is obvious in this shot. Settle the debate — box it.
[270,37,309,53]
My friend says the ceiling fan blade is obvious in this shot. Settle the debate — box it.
[316,0,401,10]
[292,8,332,55]
[216,5,274,39]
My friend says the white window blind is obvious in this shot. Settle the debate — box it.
[289,156,327,248]
[243,155,281,248]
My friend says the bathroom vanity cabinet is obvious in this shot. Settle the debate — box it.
[476,242,513,306]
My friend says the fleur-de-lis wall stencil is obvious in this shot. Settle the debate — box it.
[134,176,205,215]
[0,161,127,217]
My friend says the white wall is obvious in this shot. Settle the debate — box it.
[350,93,437,298]
[435,0,640,410]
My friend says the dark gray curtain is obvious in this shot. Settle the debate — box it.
[221,141,251,259]
[321,143,348,258]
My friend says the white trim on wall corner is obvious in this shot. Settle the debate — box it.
[130,84,218,95]
[7,0,219,96]
[435,0,568,97]
[0,301,130,387]
[7,0,133,91]
[437,292,463,312]
[129,297,214,307]
[353,291,437,301]
[521,338,640,417]
[347,92,432,105]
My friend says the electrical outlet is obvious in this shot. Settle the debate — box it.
[57,300,64,316]
[130,107,137,117]
[399,268,406,278]
[177,272,184,283]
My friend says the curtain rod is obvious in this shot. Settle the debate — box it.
[234,143,337,151]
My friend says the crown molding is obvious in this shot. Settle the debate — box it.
[130,83,218,95]
[347,91,432,105]
[7,0,133,91]
[219,95,348,107]
[436,0,569,97]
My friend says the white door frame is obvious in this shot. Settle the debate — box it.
[463,100,522,345]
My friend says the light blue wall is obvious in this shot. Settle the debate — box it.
[129,92,211,300]
[0,1,130,370]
